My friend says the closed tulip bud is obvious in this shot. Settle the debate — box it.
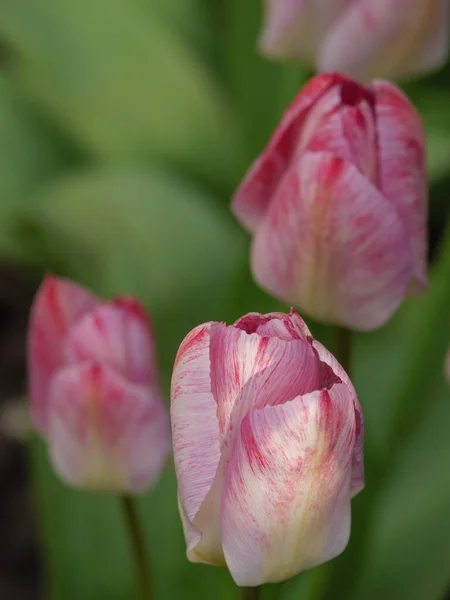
[232,73,427,330]
[28,276,170,493]
[171,309,363,586]
[260,0,449,81]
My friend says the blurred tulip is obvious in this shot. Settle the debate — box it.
[445,349,450,383]
[28,276,170,493]
[232,73,427,330]
[171,309,363,586]
[260,0,449,80]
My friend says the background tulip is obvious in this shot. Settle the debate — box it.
[28,276,170,493]
[171,309,363,586]
[260,0,450,81]
[232,73,427,330]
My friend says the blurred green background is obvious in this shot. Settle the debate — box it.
[0,1,448,599]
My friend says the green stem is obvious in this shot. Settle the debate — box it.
[333,326,352,374]
[241,586,261,600]
[121,495,152,600]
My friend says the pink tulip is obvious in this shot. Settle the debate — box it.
[232,73,427,330]
[171,309,363,585]
[260,0,449,80]
[28,276,170,493]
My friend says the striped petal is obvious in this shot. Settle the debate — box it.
[312,340,364,495]
[170,323,223,563]
[374,80,427,292]
[63,298,158,386]
[221,385,356,586]
[233,309,311,340]
[251,152,413,330]
[28,276,97,432]
[319,0,449,80]
[48,362,169,493]
[210,323,321,445]
[231,73,340,232]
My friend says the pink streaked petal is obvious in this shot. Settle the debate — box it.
[221,386,356,586]
[210,323,320,445]
[251,152,413,330]
[28,276,97,433]
[48,362,169,493]
[233,308,311,340]
[170,323,222,560]
[64,299,158,386]
[312,340,364,495]
[231,73,341,232]
[259,0,350,62]
[319,0,447,80]
[373,80,427,292]
[298,82,378,183]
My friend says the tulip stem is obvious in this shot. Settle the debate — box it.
[121,495,152,600]
[333,326,352,374]
[241,587,261,600]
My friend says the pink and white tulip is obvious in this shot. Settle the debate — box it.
[28,276,170,493]
[260,0,450,81]
[232,73,427,330]
[171,309,363,586]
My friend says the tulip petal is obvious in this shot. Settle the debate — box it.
[28,276,97,432]
[222,386,355,586]
[233,309,311,340]
[170,323,223,559]
[374,80,427,292]
[48,362,169,492]
[231,73,340,232]
[319,0,448,80]
[312,340,364,495]
[259,0,348,63]
[252,152,413,330]
[64,298,158,386]
[210,323,321,444]
[298,82,378,183]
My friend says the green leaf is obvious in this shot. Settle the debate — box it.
[0,74,59,256]
[0,0,242,189]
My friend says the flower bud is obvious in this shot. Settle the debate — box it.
[171,309,363,586]
[28,276,170,493]
[260,0,449,81]
[232,73,427,330]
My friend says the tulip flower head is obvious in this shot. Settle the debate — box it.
[232,73,427,330]
[28,276,170,493]
[171,309,363,586]
[260,0,450,81]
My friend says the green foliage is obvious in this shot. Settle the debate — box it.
[0,1,448,599]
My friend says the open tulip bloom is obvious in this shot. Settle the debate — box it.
[260,0,450,81]
[232,72,427,331]
[28,276,170,493]
[171,310,363,586]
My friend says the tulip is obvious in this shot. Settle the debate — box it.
[171,309,363,586]
[232,73,427,330]
[28,276,170,493]
[260,0,449,81]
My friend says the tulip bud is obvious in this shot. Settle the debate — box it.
[232,73,427,330]
[260,0,449,81]
[171,309,363,586]
[28,276,170,493]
